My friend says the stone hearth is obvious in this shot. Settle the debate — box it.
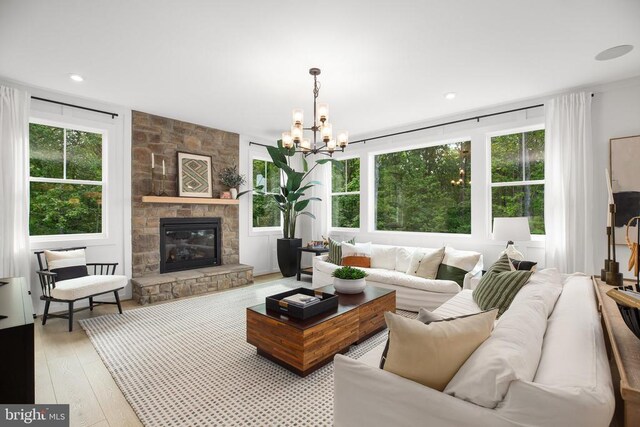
[132,264,253,305]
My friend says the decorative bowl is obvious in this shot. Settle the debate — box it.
[333,278,366,294]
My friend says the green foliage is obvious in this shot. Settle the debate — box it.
[490,130,545,234]
[375,141,472,233]
[29,123,103,236]
[257,140,339,238]
[331,158,360,228]
[252,159,280,227]
[219,165,246,188]
[332,266,367,280]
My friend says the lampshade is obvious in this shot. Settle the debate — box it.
[492,217,531,242]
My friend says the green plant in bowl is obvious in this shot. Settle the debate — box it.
[332,266,367,280]
[332,266,368,294]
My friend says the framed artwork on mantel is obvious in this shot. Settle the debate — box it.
[177,151,213,198]
[610,135,640,244]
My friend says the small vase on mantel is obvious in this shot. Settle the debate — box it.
[230,188,238,199]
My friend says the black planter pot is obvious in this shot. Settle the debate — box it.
[277,238,302,277]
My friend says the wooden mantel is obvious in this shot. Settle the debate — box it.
[141,196,239,205]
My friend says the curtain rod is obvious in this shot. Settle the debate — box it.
[31,96,119,119]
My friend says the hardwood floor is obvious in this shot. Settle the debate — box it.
[35,272,284,427]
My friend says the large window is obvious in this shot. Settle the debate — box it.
[375,141,471,233]
[252,159,281,228]
[331,157,360,228]
[29,122,104,236]
[490,129,545,234]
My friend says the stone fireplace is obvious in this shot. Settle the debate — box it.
[130,111,253,305]
[160,217,222,273]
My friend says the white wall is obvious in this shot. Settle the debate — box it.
[317,75,640,274]
[0,77,132,314]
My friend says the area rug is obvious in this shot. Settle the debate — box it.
[80,278,411,426]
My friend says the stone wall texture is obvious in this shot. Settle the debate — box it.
[131,111,240,277]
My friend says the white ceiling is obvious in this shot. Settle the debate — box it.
[1,0,639,140]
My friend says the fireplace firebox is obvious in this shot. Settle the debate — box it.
[159,217,222,273]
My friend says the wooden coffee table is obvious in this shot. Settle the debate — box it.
[246,285,395,376]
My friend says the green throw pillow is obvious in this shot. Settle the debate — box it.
[473,254,532,317]
[436,248,481,287]
[327,238,355,265]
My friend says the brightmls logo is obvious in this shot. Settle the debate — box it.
[1,405,69,426]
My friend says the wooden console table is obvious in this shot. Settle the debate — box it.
[592,276,640,427]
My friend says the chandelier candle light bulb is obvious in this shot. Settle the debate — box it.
[282,131,293,148]
[318,103,329,122]
[300,138,311,151]
[321,123,332,142]
[292,109,304,126]
[337,131,349,147]
[291,125,303,143]
[327,139,336,152]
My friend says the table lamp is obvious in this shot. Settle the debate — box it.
[492,217,532,261]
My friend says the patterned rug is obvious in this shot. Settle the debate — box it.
[80,278,410,426]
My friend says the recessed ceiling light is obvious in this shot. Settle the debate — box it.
[69,73,84,82]
[444,92,456,100]
[595,45,634,61]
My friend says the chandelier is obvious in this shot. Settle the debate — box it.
[281,68,349,156]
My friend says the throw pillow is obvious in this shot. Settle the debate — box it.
[379,309,497,391]
[341,242,372,268]
[473,254,532,316]
[44,248,89,281]
[436,247,481,287]
[416,307,445,323]
[406,247,445,279]
[395,247,414,272]
[327,237,355,265]
[511,259,538,271]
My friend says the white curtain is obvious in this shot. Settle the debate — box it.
[544,92,593,273]
[0,85,31,280]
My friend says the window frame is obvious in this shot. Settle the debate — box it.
[487,124,546,239]
[367,136,473,236]
[328,154,361,232]
[249,155,282,233]
[28,116,109,242]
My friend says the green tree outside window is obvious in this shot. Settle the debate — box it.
[331,157,360,228]
[252,159,281,228]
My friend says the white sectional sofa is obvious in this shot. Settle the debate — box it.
[312,244,483,311]
[333,273,615,427]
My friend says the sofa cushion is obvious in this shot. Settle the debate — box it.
[395,247,414,272]
[416,308,444,323]
[381,310,497,391]
[328,237,355,265]
[364,268,460,293]
[50,275,127,300]
[473,255,533,316]
[371,245,397,270]
[433,289,481,318]
[407,247,445,280]
[45,249,89,281]
[444,272,562,408]
[436,248,481,287]
[341,242,372,268]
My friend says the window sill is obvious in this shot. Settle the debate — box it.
[248,227,283,237]
[30,233,115,250]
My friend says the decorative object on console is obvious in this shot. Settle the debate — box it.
[473,254,533,316]
[380,310,497,390]
[340,242,372,268]
[265,287,338,320]
[218,165,246,199]
[606,287,640,340]
[605,167,624,286]
[407,247,445,280]
[177,151,213,198]
[625,216,640,291]
[280,67,349,156]
[332,266,367,294]
[220,191,232,199]
[492,217,531,261]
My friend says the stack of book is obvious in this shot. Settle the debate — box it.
[282,293,321,307]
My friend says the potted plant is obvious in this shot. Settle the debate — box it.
[332,266,368,294]
[219,165,246,199]
[261,141,338,277]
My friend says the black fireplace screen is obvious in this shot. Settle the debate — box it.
[159,217,222,273]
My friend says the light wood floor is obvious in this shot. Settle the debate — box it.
[35,272,284,427]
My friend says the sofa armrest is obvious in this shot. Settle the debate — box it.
[334,355,511,427]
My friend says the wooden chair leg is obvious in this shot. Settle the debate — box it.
[89,297,93,311]
[42,300,50,326]
[68,301,74,332]
[114,290,123,314]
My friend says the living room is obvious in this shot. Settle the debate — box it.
[1,1,639,426]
